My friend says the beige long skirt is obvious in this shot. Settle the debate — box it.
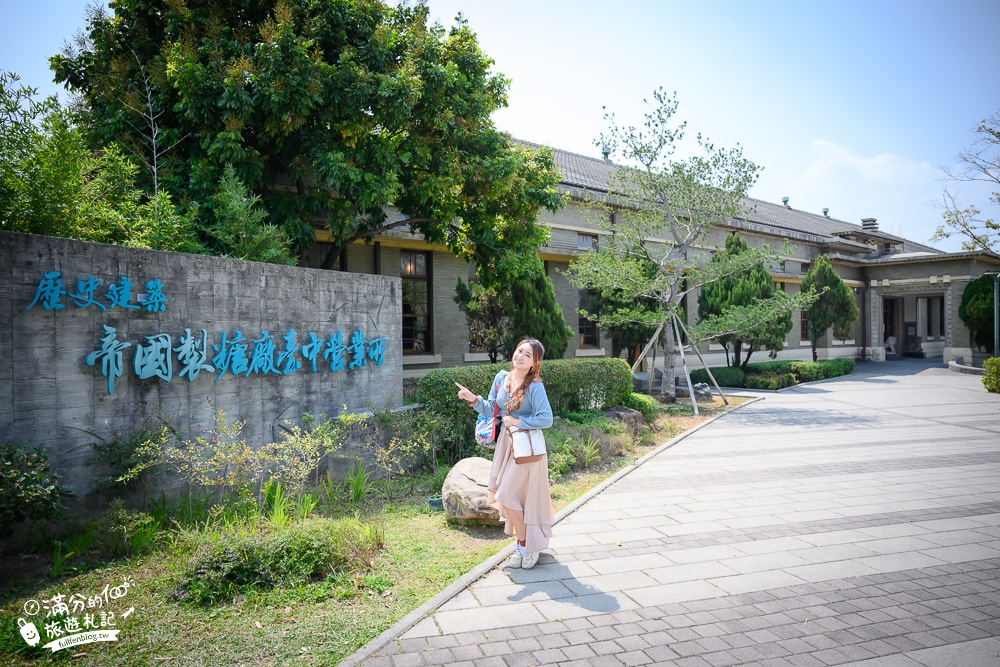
[487,427,555,554]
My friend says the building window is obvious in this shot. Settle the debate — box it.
[577,233,597,252]
[800,309,810,341]
[401,250,431,354]
[578,289,599,348]
[774,281,786,292]
[800,262,811,274]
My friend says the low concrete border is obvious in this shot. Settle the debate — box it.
[949,360,985,375]
[336,395,764,667]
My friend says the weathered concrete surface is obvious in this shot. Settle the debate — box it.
[0,231,401,503]
[344,359,1000,667]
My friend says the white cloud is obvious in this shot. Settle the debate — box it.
[777,140,956,250]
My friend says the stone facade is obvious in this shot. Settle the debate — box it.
[1,231,402,502]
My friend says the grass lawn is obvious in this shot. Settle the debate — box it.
[0,395,743,666]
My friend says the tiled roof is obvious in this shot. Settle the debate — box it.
[518,139,943,257]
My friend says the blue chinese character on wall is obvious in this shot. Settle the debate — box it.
[144,279,167,312]
[85,325,132,395]
[134,333,173,381]
[367,337,389,367]
[246,331,280,376]
[323,331,347,371]
[277,329,301,375]
[69,276,107,311]
[25,271,66,311]
[347,329,368,370]
[106,277,141,310]
[212,331,250,382]
[175,329,215,381]
[300,333,323,372]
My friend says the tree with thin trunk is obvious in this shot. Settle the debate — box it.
[565,89,799,401]
[932,111,1000,252]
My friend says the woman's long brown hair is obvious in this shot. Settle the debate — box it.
[506,338,545,412]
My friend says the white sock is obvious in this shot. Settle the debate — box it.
[516,544,526,556]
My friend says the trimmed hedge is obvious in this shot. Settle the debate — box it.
[744,372,796,390]
[743,361,791,375]
[689,357,855,390]
[418,358,634,417]
[690,366,745,388]
[984,357,1000,394]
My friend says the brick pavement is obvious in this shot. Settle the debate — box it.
[342,360,1000,666]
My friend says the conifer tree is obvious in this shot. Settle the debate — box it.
[500,272,571,360]
[801,254,859,361]
[698,233,792,369]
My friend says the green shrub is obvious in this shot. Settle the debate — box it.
[984,357,1000,393]
[690,366,746,387]
[743,361,792,375]
[90,418,173,494]
[623,392,659,423]
[418,358,632,417]
[174,518,383,605]
[0,442,69,537]
[744,372,797,390]
[88,499,161,558]
[827,357,856,376]
[788,361,828,382]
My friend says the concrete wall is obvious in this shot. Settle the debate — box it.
[0,231,402,502]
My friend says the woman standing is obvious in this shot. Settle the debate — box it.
[456,338,555,569]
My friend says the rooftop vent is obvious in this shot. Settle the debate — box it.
[822,207,830,218]
[861,218,879,232]
[601,146,611,162]
[781,196,790,208]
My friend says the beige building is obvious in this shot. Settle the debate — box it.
[307,143,1000,378]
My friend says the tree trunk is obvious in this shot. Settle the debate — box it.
[659,322,677,402]
[733,340,743,369]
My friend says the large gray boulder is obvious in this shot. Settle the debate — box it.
[442,457,500,524]
[603,406,645,434]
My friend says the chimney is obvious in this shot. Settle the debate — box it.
[601,146,611,162]
[861,218,878,232]
[781,196,789,208]
[822,207,830,218]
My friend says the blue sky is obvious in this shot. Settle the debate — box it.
[3,0,999,251]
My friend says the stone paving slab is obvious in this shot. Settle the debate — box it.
[342,361,1000,666]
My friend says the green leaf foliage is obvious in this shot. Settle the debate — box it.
[959,275,997,354]
[689,366,745,388]
[1,71,205,252]
[417,358,633,422]
[51,1,564,270]
[800,254,860,362]
[0,442,67,537]
[499,272,572,361]
[983,357,1000,393]
[455,269,571,363]
[697,232,793,369]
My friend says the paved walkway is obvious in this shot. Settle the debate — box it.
[344,360,1000,667]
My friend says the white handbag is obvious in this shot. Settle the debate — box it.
[508,427,546,464]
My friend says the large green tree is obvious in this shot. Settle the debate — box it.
[698,232,793,369]
[565,89,803,401]
[932,111,1000,252]
[51,0,563,275]
[800,254,859,362]
[0,70,203,253]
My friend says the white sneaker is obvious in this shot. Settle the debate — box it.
[521,551,540,570]
[508,545,524,568]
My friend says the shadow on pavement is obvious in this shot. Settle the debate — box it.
[505,560,621,613]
